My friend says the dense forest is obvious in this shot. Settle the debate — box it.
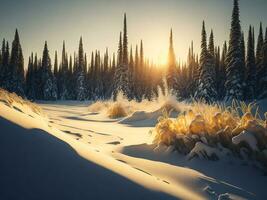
[0,0,266,102]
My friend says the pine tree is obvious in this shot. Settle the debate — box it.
[53,50,59,97]
[9,29,25,97]
[245,26,256,99]
[0,39,5,87]
[0,39,9,89]
[54,51,58,76]
[33,53,42,99]
[133,44,139,100]
[122,13,129,97]
[68,54,75,99]
[258,28,267,98]
[139,40,145,98]
[214,46,221,96]
[102,48,110,99]
[256,23,264,67]
[113,20,129,100]
[58,41,69,99]
[76,37,86,100]
[40,42,57,100]
[128,46,134,100]
[122,13,128,67]
[240,32,246,85]
[225,0,244,100]
[166,29,177,95]
[218,41,227,98]
[26,53,36,100]
[256,23,264,96]
[195,21,217,102]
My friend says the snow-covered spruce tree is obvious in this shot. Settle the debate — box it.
[0,39,5,87]
[225,0,244,100]
[76,37,86,101]
[90,50,99,99]
[67,55,76,100]
[256,23,264,96]
[256,23,264,69]
[240,32,246,93]
[87,51,94,99]
[122,13,130,98]
[194,22,217,102]
[133,45,139,100]
[25,54,36,100]
[218,41,227,99]
[33,53,42,100]
[187,42,194,96]
[112,16,129,101]
[58,41,69,100]
[208,30,219,98]
[95,51,103,99]
[0,39,10,89]
[128,46,134,100]
[54,51,58,76]
[245,26,256,99]
[41,42,57,100]
[214,46,220,96]
[53,51,59,96]
[258,28,267,99]
[112,32,123,100]
[138,40,144,99]
[166,29,178,96]
[9,29,25,97]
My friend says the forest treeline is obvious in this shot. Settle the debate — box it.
[0,0,266,102]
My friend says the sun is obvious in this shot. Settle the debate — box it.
[156,52,168,67]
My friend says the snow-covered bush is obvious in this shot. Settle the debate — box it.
[152,100,267,166]
[107,103,127,118]
[88,92,184,119]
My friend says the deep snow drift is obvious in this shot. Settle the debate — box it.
[1,90,267,200]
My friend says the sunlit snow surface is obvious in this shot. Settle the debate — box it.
[0,92,266,200]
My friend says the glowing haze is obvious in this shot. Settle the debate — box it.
[0,0,266,65]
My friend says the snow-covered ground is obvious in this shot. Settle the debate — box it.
[0,94,266,200]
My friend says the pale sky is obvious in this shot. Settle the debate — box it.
[0,0,266,65]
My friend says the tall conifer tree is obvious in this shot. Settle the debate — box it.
[245,26,256,99]
[9,29,25,97]
[225,0,244,100]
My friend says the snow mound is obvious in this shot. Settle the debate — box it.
[232,130,259,151]
[119,102,180,125]
[0,89,45,118]
[187,142,231,161]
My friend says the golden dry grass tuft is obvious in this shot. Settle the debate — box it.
[153,100,267,146]
[0,88,44,117]
[107,103,127,119]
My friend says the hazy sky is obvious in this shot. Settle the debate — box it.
[0,0,266,65]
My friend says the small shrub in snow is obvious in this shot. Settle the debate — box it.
[107,103,127,119]
[152,100,267,166]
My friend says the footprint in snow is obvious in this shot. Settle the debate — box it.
[133,167,152,176]
[162,180,170,184]
[13,106,24,113]
[116,159,127,164]
[62,130,82,138]
[106,141,121,145]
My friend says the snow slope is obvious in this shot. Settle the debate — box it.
[0,94,267,200]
